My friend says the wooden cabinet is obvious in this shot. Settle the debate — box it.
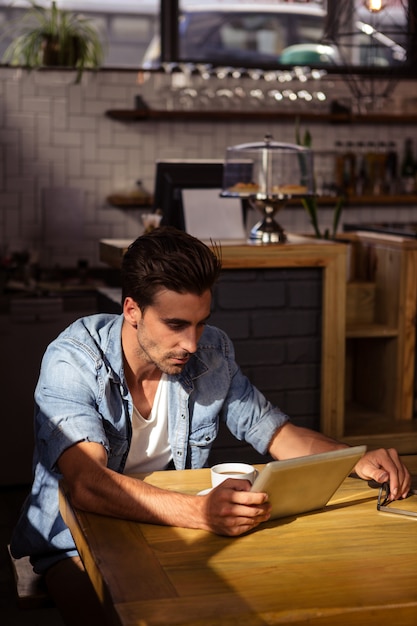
[336,232,417,453]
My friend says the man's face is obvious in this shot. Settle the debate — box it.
[132,288,212,375]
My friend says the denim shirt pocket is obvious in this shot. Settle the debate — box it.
[188,420,218,467]
[104,424,129,471]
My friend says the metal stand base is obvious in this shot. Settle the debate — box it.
[248,197,288,245]
[249,219,287,244]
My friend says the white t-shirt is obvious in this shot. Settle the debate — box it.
[124,373,172,474]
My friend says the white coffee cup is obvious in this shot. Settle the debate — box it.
[210,462,258,488]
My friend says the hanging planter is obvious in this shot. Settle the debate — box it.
[41,33,81,66]
[2,1,104,83]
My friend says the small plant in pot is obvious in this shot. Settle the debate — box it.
[295,119,345,240]
[2,1,104,83]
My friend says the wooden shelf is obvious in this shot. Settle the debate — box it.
[105,108,417,124]
[346,324,399,338]
[107,200,153,209]
[106,194,154,209]
[342,195,417,206]
[290,195,417,208]
[341,232,417,453]
[342,404,417,453]
[105,192,417,210]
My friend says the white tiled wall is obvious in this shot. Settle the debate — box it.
[1,67,416,268]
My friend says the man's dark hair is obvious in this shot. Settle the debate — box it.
[121,226,222,310]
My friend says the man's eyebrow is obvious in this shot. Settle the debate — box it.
[161,314,211,325]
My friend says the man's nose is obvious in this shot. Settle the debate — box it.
[180,328,199,353]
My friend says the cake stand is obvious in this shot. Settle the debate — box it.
[221,134,315,244]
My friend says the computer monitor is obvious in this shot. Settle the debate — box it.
[152,159,225,230]
[152,159,253,234]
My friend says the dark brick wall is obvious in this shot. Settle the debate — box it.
[208,267,323,465]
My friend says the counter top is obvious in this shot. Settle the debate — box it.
[99,235,346,270]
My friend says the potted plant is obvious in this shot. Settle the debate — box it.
[295,119,345,240]
[2,1,104,83]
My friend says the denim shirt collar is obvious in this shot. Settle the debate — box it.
[176,352,209,392]
[95,313,125,384]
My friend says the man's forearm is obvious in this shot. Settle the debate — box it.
[268,422,348,460]
[59,441,206,530]
[68,462,207,529]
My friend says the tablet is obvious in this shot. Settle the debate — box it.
[250,445,367,520]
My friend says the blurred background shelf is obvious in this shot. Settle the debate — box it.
[105,109,417,124]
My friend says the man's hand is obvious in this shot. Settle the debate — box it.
[198,479,271,536]
[354,448,411,500]
[268,422,411,502]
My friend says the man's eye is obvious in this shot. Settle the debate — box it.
[167,322,187,330]
[166,321,207,330]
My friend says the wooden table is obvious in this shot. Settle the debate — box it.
[59,466,417,626]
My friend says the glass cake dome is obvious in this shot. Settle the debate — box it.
[221,135,315,243]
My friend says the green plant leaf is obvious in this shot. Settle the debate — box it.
[302,196,322,239]
[303,129,312,148]
[295,121,345,240]
[1,0,104,79]
[331,196,345,238]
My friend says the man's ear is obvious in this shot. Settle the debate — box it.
[123,297,142,327]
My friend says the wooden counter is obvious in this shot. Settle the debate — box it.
[99,235,347,439]
[100,235,346,271]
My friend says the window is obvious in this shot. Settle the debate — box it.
[0,0,414,76]
[0,0,158,69]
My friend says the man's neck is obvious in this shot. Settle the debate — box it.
[123,355,162,419]
[121,319,161,393]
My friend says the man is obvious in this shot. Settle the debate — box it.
[11,227,410,624]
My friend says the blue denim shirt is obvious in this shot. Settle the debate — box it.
[11,314,289,574]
